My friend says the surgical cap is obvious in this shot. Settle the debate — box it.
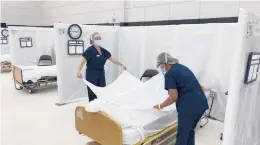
[90,32,101,40]
[157,52,179,67]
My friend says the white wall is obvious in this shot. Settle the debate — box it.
[41,1,260,25]
[40,1,124,25]
[1,1,260,25]
[124,1,260,22]
[1,1,44,25]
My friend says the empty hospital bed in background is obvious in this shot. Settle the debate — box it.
[13,65,57,93]
[0,54,12,72]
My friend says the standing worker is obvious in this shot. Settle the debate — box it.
[154,52,208,145]
[77,32,126,102]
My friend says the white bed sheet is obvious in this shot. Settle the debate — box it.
[0,54,12,62]
[14,65,57,82]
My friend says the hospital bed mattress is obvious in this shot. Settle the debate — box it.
[14,65,57,82]
[76,100,178,145]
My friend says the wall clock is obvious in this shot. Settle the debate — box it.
[68,24,82,39]
[1,29,9,37]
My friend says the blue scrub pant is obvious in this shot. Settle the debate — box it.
[86,69,106,102]
[175,113,204,145]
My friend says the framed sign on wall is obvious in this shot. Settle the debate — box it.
[244,52,260,84]
[0,37,8,44]
[19,37,33,48]
[68,40,84,55]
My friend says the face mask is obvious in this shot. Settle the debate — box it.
[94,40,101,46]
[159,68,167,74]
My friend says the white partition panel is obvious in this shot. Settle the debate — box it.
[223,9,260,145]
[54,23,120,104]
[142,26,176,74]
[9,27,54,65]
[118,27,146,78]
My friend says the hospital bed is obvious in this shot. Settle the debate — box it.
[75,106,178,145]
[0,54,12,72]
[13,65,57,93]
[75,70,211,145]
[76,70,178,145]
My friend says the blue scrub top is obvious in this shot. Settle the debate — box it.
[165,64,208,115]
[82,45,111,71]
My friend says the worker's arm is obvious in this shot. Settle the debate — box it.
[109,57,127,70]
[77,57,87,78]
[154,89,178,110]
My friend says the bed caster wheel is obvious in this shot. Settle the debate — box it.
[220,133,223,140]
[28,90,33,94]
[28,89,36,94]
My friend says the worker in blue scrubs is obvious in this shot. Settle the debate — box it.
[77,32,126,102]
[154,52,208,145]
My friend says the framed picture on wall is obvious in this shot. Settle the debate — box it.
[0,37,8,44]
[244,52,260,84]
[19,37,33,48]
[68,40,84,55]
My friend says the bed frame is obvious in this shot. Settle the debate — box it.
[75,106,178,145]
[0,61,12,72]
[12,65,57,93]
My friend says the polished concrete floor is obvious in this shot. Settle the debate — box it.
[1,72,223,145]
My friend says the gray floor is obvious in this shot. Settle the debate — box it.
[1,72,223,145]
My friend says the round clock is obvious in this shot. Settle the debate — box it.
[1,29,9,37]
[68,24,82,39]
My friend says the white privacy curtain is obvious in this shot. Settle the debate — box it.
[8,27,55,66]
[223,9,260,145]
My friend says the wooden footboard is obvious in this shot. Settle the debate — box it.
[75,106,122,145]
[13,65,23,85]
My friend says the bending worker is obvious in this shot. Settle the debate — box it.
[77,32,126,102]
[154,52,208,145]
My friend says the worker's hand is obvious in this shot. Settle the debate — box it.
[153,104,160,110]
[77,70,82,79]
[122,65,127,70]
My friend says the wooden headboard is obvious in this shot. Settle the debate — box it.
[75,106,122,145]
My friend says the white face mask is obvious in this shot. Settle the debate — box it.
[94,40,101,46]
